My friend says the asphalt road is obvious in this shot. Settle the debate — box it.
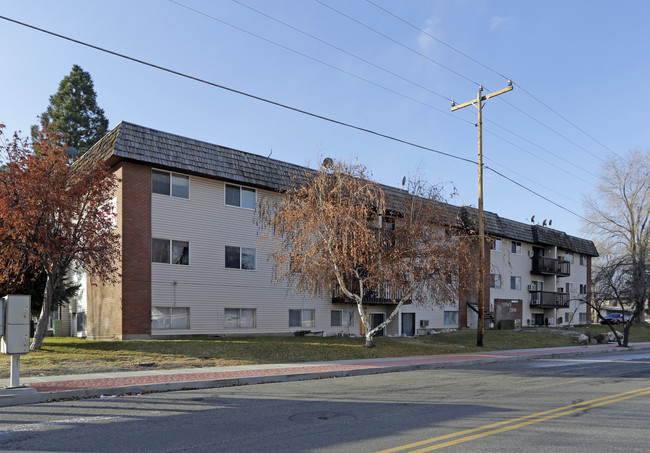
[1,350,649,452]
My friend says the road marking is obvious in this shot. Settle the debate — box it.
[376,386,650,453]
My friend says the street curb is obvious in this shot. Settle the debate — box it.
[2,344,649,407]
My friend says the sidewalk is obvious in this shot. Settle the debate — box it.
[2,343,649,407]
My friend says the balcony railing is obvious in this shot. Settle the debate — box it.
[332,284,407,305]
[531,256,571,277]
[529,291,570,308]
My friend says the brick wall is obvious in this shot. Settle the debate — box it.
[120,162,152,338]
[87,162,152,339]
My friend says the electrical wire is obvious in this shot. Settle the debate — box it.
[227,0,454,103]
[0,14,594,225]
[483,120,600,180]
[364,0,511,81]
[177,0,601,184]
[483,156,583,205]
[363,0,617,160]
[0,15,477,168]
[485,165,590,222]
[168,0,470,124]
[483,128,596,187]
[312,0,483,87]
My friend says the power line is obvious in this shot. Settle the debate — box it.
[515,83,621,157]
[0,14,591,225]
[227,0,454,103]
[364,0,510,81]
[178,0,603,181]
[483,156,582,205]
[484,127,597,187]
[0,14,477,168]
[312,0,483,87]
[168,0,470,123]
[485,166,590,222]
[483,120,600,180]
[363,0,616,160]
[498,96,606,163]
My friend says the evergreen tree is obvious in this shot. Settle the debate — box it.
[32,64,109,156]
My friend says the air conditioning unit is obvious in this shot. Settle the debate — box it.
[420,319,429,327]
[527,284,536,291]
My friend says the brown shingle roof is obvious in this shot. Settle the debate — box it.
[79,121,598,257]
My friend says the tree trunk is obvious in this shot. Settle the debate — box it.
[622,322,631,347]
[365,333,375,348]
[30,273,56,350]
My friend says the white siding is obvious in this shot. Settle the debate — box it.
[488,239,589,327]
[150,173,362,336]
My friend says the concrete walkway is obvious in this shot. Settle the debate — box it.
[2,343,649,407]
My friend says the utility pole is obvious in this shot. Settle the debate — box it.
[451,81,512,347]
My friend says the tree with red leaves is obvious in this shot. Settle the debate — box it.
[0,123,120,349]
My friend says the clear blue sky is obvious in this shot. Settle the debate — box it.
[2,0,649,239]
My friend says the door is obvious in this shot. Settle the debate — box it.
[401,313,415,336]
[532,313,544,326]
[371,313,385,336]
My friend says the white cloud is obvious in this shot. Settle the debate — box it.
[417,15,443,52]
[489,16,509,30]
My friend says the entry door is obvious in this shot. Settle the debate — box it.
[371,313,386,336]
[402,313,415,336]
[532,313,544,326]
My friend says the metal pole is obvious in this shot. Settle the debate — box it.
[477,86,485,347]
[9,355,20,388]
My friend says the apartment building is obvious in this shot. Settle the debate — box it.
[68,122,597,339]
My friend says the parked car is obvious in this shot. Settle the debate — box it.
[599,313,628,325]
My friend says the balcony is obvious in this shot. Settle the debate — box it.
[332,284,408,305]
[529,291,570,309]
[531,256,571,277]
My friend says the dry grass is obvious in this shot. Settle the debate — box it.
[2,324,648,379]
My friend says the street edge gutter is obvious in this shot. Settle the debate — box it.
[2,345,649,407]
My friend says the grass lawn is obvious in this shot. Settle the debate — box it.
[2,324,649,379]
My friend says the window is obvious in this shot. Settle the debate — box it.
[289,309,315,327]
[579,313,587,324]
[565,253,574,264]
[566,282,574,294]
[75,312,87,334]
[151,307,190,329]
[152,170,189,198]
[331,309,354,327]
[511,241,522,254]
[490,274,502,289]
[580,254,588,266]
[225,184,256,209]
[490,238,502,251]
[579,284,587,294]
[510,276,521,290]
[225,246,256,270]
[152,238,189,265]
[224,308,256,328]
[444,311,459,325]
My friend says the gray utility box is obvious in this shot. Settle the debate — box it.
[1,295,31,355]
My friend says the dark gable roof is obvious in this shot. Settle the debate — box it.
[81,121,307,191]
[80,121,598,257]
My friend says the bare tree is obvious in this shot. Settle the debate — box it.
[257,160,476,347]
[589,254,643,346]
[583,149,649,329]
